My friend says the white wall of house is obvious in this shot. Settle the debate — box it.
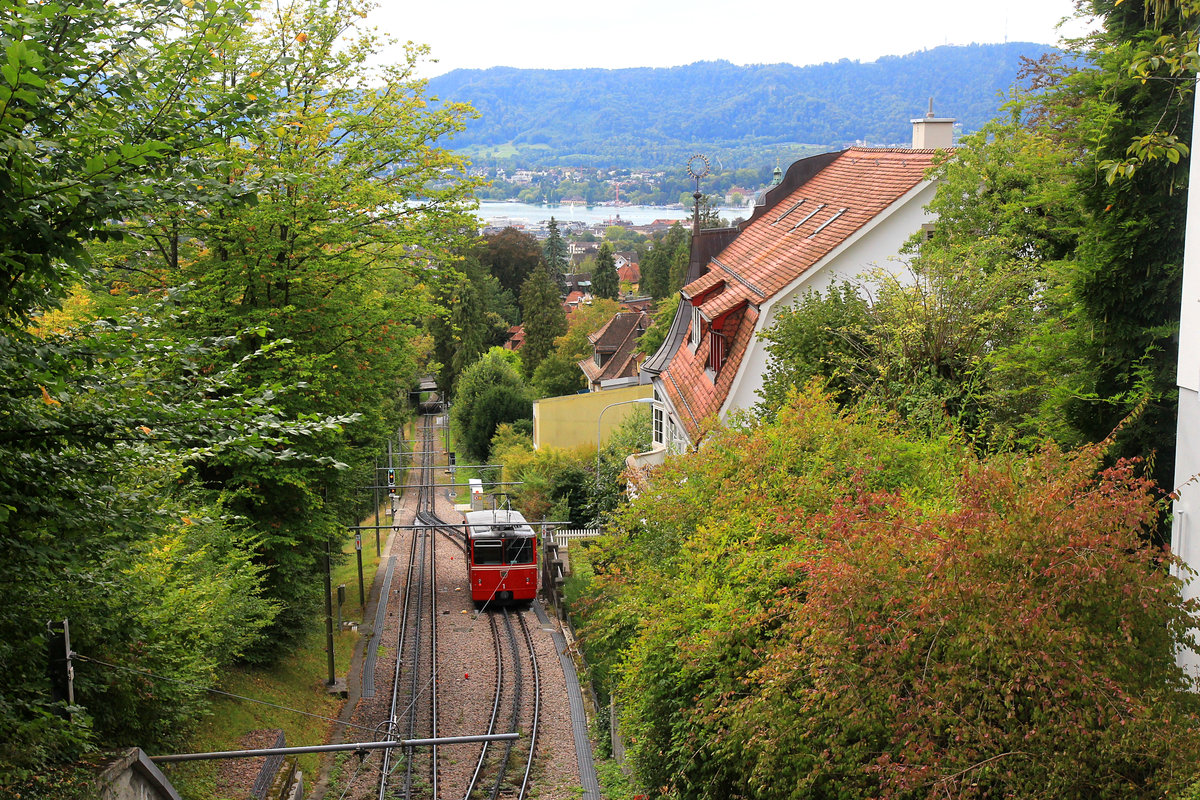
[722,180,939,416]
[1172,89,1200,675]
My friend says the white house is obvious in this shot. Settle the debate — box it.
[640,114,954,456]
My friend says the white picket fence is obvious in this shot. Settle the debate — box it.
[551,528,603,547]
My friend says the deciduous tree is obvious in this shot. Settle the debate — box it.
[578,388,1200,800]
[152,0,478,651]
[530,298,623,398]
[0,0,321,784]
[1063,0,1194,497]
[481,226,543,297]
[452,349,532,462]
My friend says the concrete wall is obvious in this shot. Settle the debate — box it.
[96,749,181,800]
[533,385,653,450]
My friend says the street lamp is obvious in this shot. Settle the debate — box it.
[596,397,657,485]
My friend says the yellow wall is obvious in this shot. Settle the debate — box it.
[533,385,653,450]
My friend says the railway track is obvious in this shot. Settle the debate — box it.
[461,607,540,800]
[373,412,543,800]
[378,416,439,799]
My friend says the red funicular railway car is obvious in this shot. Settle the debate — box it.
[464,509,538,605]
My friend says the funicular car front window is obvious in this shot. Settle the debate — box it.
[505,537,534,565]
[474,540,503,565]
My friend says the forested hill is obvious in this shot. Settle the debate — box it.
[428,42,1060,167]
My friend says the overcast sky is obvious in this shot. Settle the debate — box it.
[372,0,1093,79]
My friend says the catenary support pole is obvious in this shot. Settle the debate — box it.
[324,541,335,685]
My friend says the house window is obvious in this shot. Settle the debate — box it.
[707,329,727,373]
[653,404,664,445]
[668,418,688,454]
[689,302,702,351]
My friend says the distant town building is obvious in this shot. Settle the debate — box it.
[562,289,591,314]
[504,324,525,351]
[579,311,650,392]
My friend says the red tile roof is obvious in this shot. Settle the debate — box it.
[579,311,648,386]
[707,148,938,298]
[562,290,587,314]
[659,147,940,441]
[659,306,759,435]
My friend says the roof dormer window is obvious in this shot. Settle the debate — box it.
[707,328,727,375]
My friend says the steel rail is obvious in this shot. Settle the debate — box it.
[517,612,541,800]
[489,608,523,800]
[379,507,420,799]
[463,611,505,800]
[402,417,434,799]
[427,470,440,800]
[402,523,428,799]
[379,415,437,800]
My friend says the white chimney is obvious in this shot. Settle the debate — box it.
[911,98,955,149]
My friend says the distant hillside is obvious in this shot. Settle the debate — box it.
[428,43,1060,168]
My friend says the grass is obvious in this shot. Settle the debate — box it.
[460,142,552,160]
[449,460,489,505]
[595,758,638,800]
[162,509,389,799]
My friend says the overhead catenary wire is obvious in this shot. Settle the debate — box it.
[151,733,521,762]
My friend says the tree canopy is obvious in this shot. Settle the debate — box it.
[427,44,1059,168]
[452,349,532,462]
[0,0,476,789]
[480,226,543,297]
[574,388,1200,800]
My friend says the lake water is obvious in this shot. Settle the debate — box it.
[474,201,749,228]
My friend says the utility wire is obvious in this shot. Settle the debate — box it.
[73,653,378,734]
